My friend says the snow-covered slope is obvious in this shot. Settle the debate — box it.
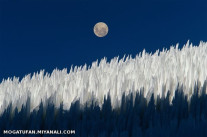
[0,41,207,114]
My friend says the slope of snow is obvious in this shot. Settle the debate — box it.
[0,41,207,114]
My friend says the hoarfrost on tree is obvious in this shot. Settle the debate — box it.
[0,41,207,114]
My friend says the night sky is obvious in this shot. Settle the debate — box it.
[0,0,207,81]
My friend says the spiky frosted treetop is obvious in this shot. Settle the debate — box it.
[0,41,207,114]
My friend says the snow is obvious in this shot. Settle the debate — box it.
[0,41,207,114]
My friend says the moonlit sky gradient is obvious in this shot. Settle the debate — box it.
[0,0,207,81]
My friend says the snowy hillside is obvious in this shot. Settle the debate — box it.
[0,41,207,114]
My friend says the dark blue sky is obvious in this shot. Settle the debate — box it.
[0,0,207,80]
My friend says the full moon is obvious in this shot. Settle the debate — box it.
[93,22,108,37]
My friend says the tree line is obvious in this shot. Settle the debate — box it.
[1,83,207,137]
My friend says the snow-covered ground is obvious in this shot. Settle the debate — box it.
[0,41,207,114]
